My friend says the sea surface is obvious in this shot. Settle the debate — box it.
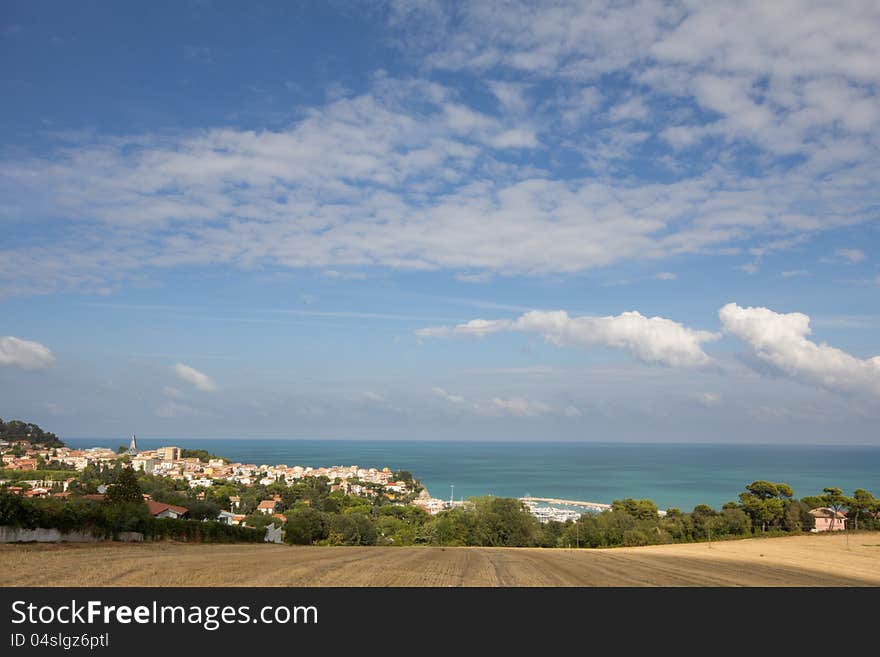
[65,438,880,510]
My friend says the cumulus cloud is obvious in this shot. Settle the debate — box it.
[719,302,880,398]
[420,310,719,367]
[0,336,55,370]
[173,363,218,391]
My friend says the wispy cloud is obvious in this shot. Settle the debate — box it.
[173,363,218,392]
[431,387,562,418]
[838,248,867,263]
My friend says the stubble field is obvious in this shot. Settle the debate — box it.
[2,531,878,587]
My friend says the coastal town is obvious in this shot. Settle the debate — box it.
[2,431,864,536]
[0,433,466,527]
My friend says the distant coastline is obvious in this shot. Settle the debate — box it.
[64,437,880,510]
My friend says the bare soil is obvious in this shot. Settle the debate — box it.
[2,531,878,587]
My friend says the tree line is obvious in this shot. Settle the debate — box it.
[278,479,879,548]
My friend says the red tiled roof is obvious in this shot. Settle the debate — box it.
[146,500,189,517]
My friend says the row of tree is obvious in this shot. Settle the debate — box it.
[278,480,879,548]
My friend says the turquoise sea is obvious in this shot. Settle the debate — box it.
[65,438,880,511]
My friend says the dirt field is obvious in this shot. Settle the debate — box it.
[2,532,878,586]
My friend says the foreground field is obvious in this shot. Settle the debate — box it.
[2,532,879,586]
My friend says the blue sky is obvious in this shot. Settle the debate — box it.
[1,1,878,443]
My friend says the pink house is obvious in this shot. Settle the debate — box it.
[809,507,846,532]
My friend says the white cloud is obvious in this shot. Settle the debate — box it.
[781,269,808,278]
[608,97,649,122]
[489,397,553,417]
[431,386,558,417]
[173,363,218,392]
[419,309,719,367]
[719,302,880,398]
[487,80,530,113]
[835,248,867,264]
[347,390,402,413]
[489,128,539,149]
[1,66,877,298]
[655,272,677,280]
[0,336,55,370]
[432,387,467,405]
[1,5,878,298]
[417,318,511,339]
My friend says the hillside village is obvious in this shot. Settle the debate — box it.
[0,433,456,530]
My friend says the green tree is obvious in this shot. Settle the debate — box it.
[284,508,327,545]
[612,498,660,521]
[719,506,752,535]
[326,512,377,545]
[103,467,144,505]
[781,499,811,532]
[848,489,877,531]
[243,512,274,532]
[471,496,540,547]
[690,504,718,540]
[186,500,221,521]
[738,481,793,532]
[820,487,850,532]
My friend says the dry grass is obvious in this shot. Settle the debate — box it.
[2,531,878,587]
